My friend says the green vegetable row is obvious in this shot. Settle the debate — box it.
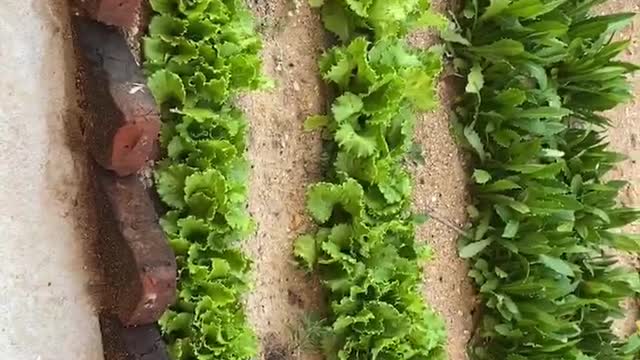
[449,0,640,358]
[143,0,266,358]
[294,1,449,359]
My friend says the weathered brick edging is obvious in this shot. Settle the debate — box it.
[69,1,174,358]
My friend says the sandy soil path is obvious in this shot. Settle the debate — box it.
[411,2,477,359]
[598,1,640,337]
[241,2,328,359]
[601,2,640,236]
[413,76,476,360]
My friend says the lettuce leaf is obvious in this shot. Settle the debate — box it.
[145,0,266,359]
[295,0,448,358]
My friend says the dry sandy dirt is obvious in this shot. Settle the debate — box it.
[597,0,640,336]
[237,1,640,360]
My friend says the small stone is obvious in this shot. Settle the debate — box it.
[293,81,301,92]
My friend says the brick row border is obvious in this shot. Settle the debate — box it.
[69,1,175,358]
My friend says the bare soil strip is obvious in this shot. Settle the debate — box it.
[411,1,477,359]
[601,2,640,237]
[412,79,476,360]
[240,2,329,359]
[598,1,640,337]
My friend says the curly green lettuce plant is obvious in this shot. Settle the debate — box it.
[448,0,640,359]
[294,1,450,359]
[143,0,266,359]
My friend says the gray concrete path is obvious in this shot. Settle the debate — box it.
[0,1,103,359]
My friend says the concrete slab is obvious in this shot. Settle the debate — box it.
[0,1,103,359]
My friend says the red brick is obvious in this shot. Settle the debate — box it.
[95,169,177,326]
[72,16,160,176]
[99,314,170,360]
[76,0,143,29]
